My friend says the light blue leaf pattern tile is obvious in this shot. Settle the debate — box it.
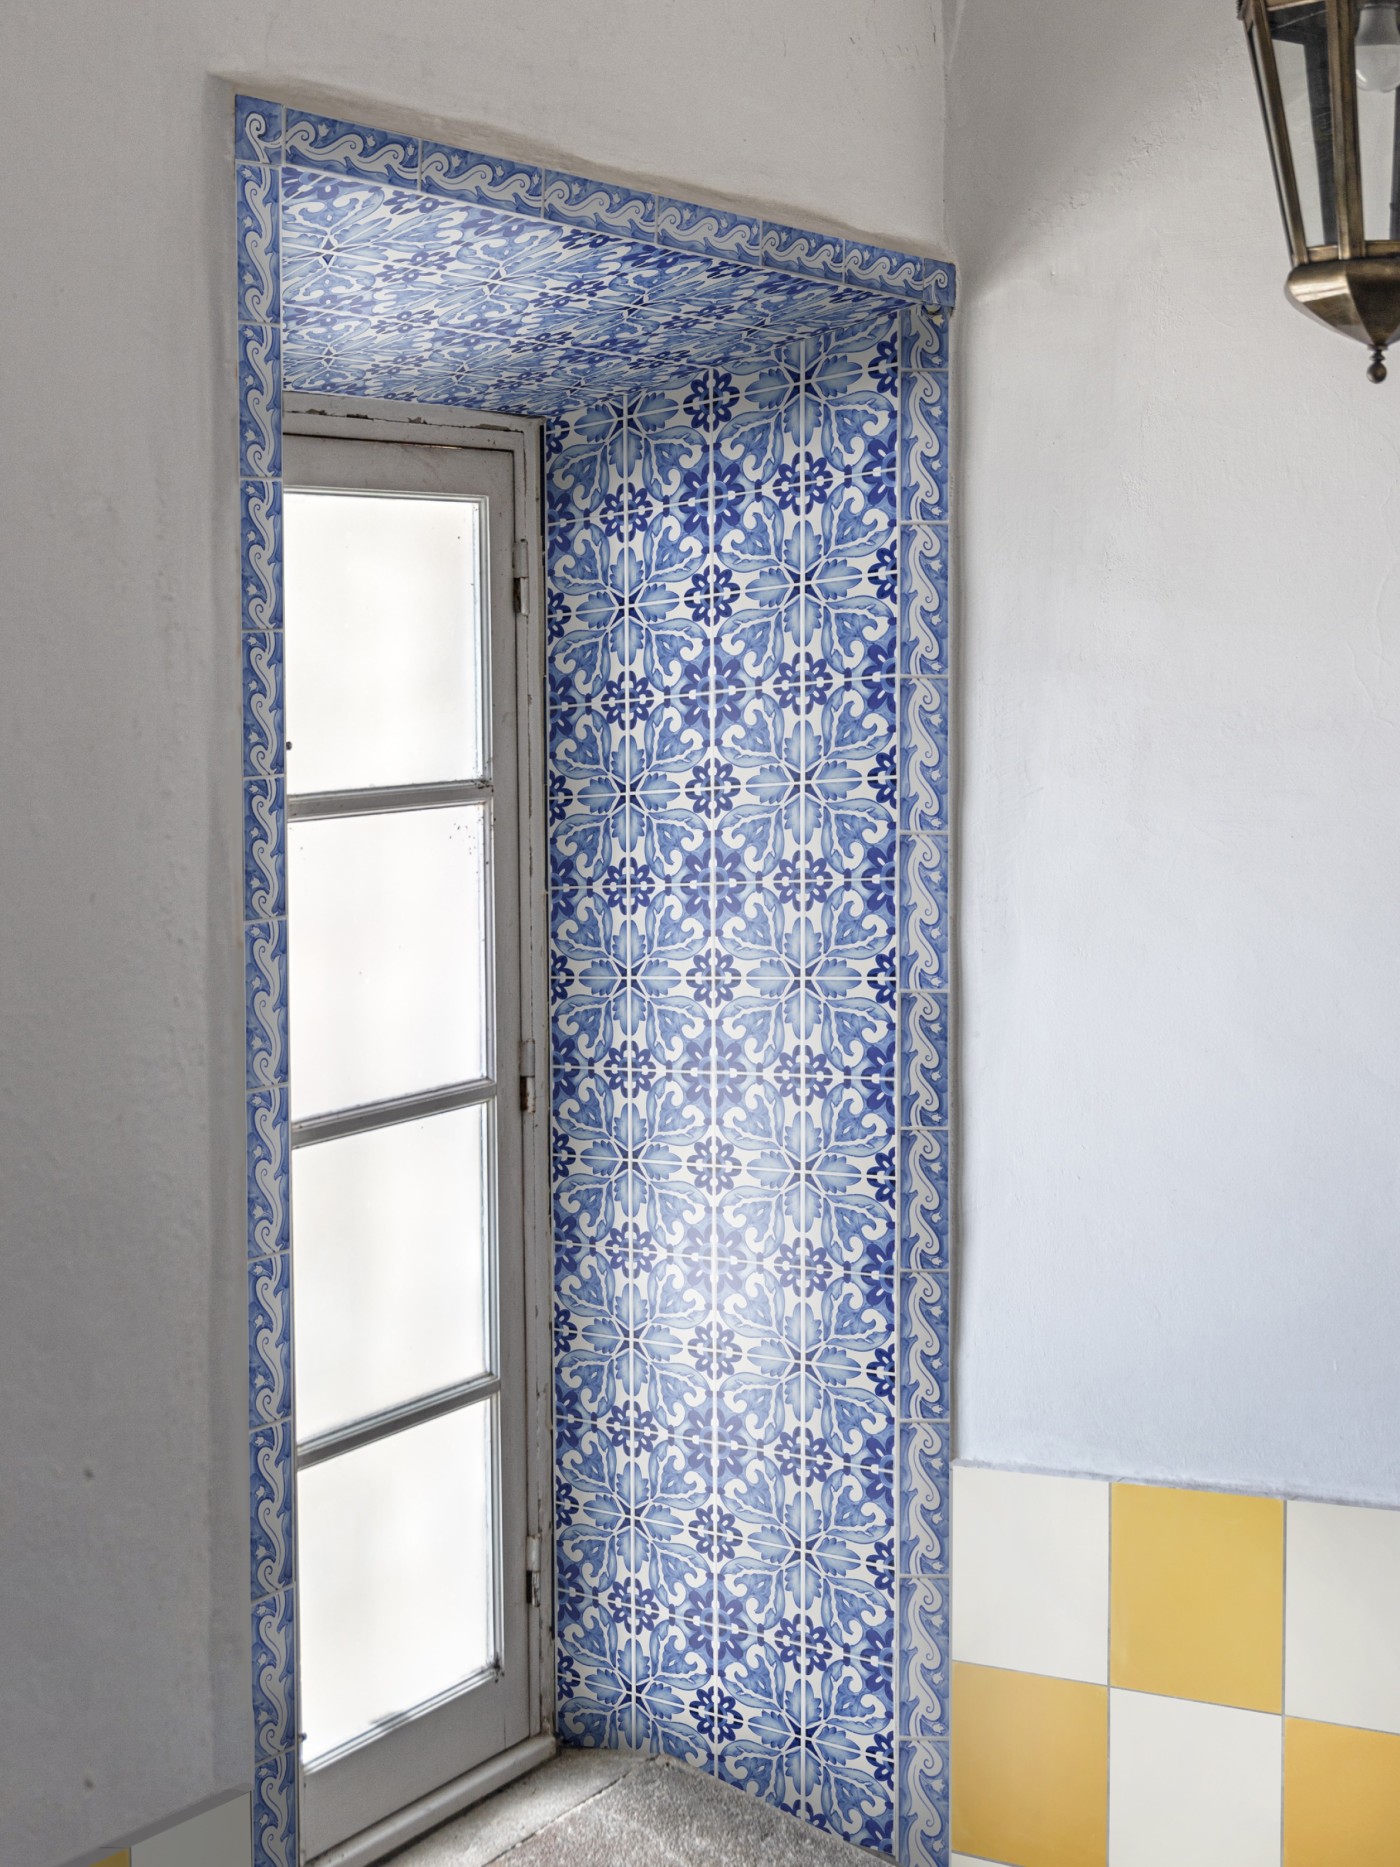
[900,525,948,676]
[898,1576,949,1737]
[235,95,283,166]
[250,1422,293,1600]
[236,163,281,325]
[251,1744,296,1867]
[900,370,948,523]
[246,1087,288,1258]
[898,1275,950,1422]
[242,633,284,779]
[897,1741,950,1867]
[900,993,948,1129]
[899,680,948,834]
[244,920,287,1092]
[420,142,543,213]
[251,1586,296,1757]
[898,835,948,992]
[244,777,285,920]
[898,1421,950,1574]
[544,171,656,240]
[248,1252,292,1430]
[657,198,763,264]
[899,1129,949,1273]
[238,323,281,480]
[240,480,282,631]
[761,222,846,285]
[284,109,419,186]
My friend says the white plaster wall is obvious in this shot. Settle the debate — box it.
[0,7,946,1865]
[948,0,1400,1506]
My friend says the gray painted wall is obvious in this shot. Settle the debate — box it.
[0,8,946,1866]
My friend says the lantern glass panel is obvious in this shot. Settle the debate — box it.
[1270,0,1336,248]
[1356,2,1400,240]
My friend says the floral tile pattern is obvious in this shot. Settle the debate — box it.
[238,93,952,1867]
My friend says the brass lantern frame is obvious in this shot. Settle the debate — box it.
[1242,0,1400,378]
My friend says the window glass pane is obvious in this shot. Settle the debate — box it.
[284,490,486,793]
[292,1105,494,1441]
[297,1403,496,1765]
[288,805,490,1119]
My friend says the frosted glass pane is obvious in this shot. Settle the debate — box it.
[289,807,489,1119]
[298,1403,496,1764]
[284,490,485,793]
[292,1105,495,1441]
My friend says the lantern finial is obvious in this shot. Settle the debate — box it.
[1368,341,1389,380]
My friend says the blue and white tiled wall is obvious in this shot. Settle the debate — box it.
[547,318,951,1856]
[233,92,951,1867]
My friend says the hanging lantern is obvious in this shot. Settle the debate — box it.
[1241,0,1400,380]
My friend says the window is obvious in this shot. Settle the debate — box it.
[281,401,549,1861]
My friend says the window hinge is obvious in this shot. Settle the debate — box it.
[513,539,530,616]
[519,1038,537,1115]
[525,1533,541,1607]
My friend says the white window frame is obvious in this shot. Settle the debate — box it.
[281,393,554,1867]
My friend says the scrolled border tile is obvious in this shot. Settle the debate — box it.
[251,1585,296,1756]
[236,162,281,326]
[899,680,948,834]
[544,171,656,240]
[657,198,763,264]
[900,370,948,523]
[246,1086,289,1258]
[245,920,287,1092]
[250,1421,293,1601]
[284,108,419,186]
[898,1420,950,1573]
[251,1744,297,1867]
[900,305,947,374]
[238,323,281,481]
[244,777,286,920]
[898,835,948,993]
[248,1251,293,1430]
[899,993,948,1129]
[760,221,845,284]
[898,1274,950,1422]
[896,1739,950,1867]
[235,95,283,166]
[898,1576,950,1738]
[847,244,952,308]
[420,141,543,213]
[240,480,282,632]
[899,1129,949,1274]
[242,632,285,780]
[899,525,948,678]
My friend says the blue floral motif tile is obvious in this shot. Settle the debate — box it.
[250,1422,293,1601]
[805,1462,895,1646]
[556,1594,633,1750]
[897,1740,950,1867]
[235,95,283,166]
[805,1267,895,1464]
[544,171,656,240]
[556,1425,635,1603]
[900,525,948,677]
[251,1585,296,1756]
[284,109,419,186]
[898,1576,949,1738]
[248,1252,292,1430]
[900,993,948,1129]
[246,1087,288,1259]
[420,141,543,213]
[240,480,282,632]
[898,835,947,993]
[715,1628,809,1818]
[898,1275,950,1421]
[630,1437,713,1614]
[714,1260,803,1447]
[236,163,281,325]
[630,1256,713,1443]
[251,1745,297,1867]
[242,633,284,780]
[658,198,763,265]
[244,777,285,920]
[761,222,846,285]
[899,680,948,834]
[900,370,948,522]
[554,1243,630,1443]
[244,920,287,1091]
[238,323,281,480]
[632,1618,715,1763]
[898,1421,950,1574]
[899,1129,949,1274]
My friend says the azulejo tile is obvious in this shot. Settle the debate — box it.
[900,524,948,677]
[899,1576,950,1737]
[899,1421,950,1574]
[899,680,948,834]
[249,1421,293,1601]
[900,1128,950,1273]
[761,221,846,285]
[899,1274,951,1421]
[556,1592,634,1750]
[419,141,543,213]
[251,1744,296,1867]
[283,109,419,186]
[251,1585,296,1757]
[244,920,287,1092]
[897,1739,950,1867]
[657,197,763,264]
[847,244,952,308]
[900,993,949,1129]
[240,480,282,632]
[244,777,286,920]
[899,834,948,993]
[248,1252,292,1431]
[901,304,947,374]
[246,1086,288,1259]
[544,171,656,240]
[236,162,281,325]
[242,632,284,780]
[235,95,283,166]
[237,323,281,480]
[900,370,949,523]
